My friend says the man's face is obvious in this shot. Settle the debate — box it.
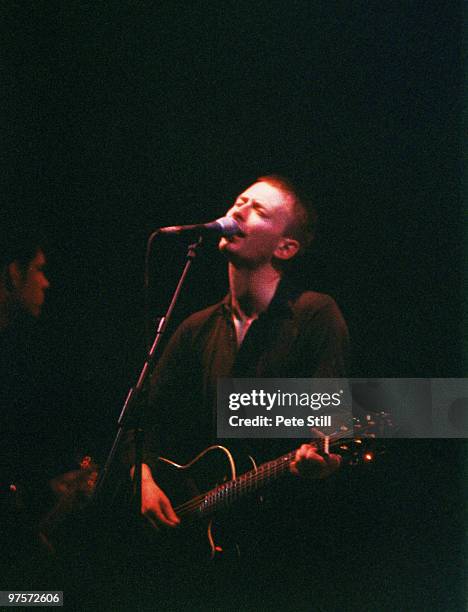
[13,249,50,317]
[219,181,299,267]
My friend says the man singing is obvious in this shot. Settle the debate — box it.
[134,175,349,528]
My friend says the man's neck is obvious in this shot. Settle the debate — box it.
[228,263,282,320]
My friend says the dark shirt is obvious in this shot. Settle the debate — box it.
[0,313,82,502]
[120,282,350,606]
[141,281,349,469]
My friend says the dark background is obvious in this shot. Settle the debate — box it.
[1,2,465,610]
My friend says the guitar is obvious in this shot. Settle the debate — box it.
[151,415,388,560]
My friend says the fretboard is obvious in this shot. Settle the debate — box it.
[194,450,296,519]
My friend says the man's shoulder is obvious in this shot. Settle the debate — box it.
[289,290,341,316]
[176,299,225,333]
[289,290,348,337]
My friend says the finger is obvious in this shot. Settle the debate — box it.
[327,453,342,469]
[161,498,180,525]
[297,442,318,456]
[304,448,325,463]
[295,446,311,461]
[149,505,176,528]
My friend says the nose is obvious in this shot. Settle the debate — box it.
[231,200,251,222]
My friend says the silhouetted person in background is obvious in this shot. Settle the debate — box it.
[0,228,92,587]
[0,231,52,496]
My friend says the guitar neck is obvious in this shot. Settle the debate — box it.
[195,450,297,519]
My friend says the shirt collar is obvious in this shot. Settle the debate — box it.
[220,278,298,319]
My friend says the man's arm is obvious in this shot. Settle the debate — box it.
[291,294,348,478]
[125,318,197,529]
[305,294,350,378]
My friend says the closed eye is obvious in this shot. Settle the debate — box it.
[254,204,268,217]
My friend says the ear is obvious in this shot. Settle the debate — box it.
[274,237,300,261]
[7,261,24,291]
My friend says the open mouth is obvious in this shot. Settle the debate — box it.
[223,220,245,240]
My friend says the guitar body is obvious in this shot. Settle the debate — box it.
[154,445,256,562]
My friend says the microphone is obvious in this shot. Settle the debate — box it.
[158,216,240,237]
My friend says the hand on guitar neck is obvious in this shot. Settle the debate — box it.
[289,443,342,479]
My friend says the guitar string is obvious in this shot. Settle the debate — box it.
[173,429,358,518]
[174,452,295,518]
[177,467,286,519]
[173,429,360,518]
[173,450,296,514]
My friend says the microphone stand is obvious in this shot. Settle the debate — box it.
[94,236,204,513]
